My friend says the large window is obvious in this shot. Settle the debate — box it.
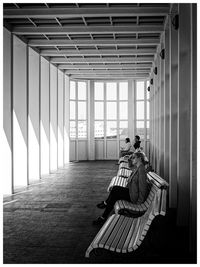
[136,80,150,140]
[70,81,87,139]
[94,81,128,139]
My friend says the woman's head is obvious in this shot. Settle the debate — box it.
[125,137,130,143]
[135,135,140,142]
[131,152,145,165]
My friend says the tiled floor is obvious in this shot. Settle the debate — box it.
[3,161,195,263]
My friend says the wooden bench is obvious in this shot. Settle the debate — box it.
[107,176,128,193]
[119,162,130,170]
[85,191,162,258]
[117,168,132,178]
[114,172,168,216]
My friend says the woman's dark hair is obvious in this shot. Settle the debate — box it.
[134,152,145,165]
[135,135,140,141]
[125,137,130,143]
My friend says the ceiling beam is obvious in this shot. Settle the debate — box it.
[4,7,170,19]
[58,63,152,69]
[69,74,149,79]
[50,57,154,64]
[12,25,163,35]
[28,38,160,47]
[40,48,156,56]
[65,69,150,74]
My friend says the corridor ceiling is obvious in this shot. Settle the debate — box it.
[4,3,170,80]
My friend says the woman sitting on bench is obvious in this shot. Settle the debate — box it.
[119,137,132,158]
[93,152,149,225]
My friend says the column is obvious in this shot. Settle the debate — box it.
[88,80,95,160]
[177,3,192,226]
[169,4,178,208]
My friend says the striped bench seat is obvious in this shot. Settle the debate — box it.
[107,176,128,192]
[114,184,158,216]
[85,192,161,258]
[117,168,132,178]
[119,162,130,170]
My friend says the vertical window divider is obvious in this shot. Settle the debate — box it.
[117,82,120,156]
[75,81,78,161]
[104,82,106,159]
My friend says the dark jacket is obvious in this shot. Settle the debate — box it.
[127,163,148,204]
[133,140,141,150]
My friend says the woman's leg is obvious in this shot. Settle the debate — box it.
[102,186,131,219]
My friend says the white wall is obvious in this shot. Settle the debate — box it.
[2,28,12,194]
[50,64,58,172]
[40,57,50,176]
[28,48,40,182]
[13,35,27,188]
[58,70,64,167]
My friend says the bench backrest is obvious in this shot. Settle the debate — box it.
[148,171,169,189]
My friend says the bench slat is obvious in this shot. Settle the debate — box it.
[160,189,167,216]
[104,215,125,250]
[99,215,120,248]
[116,218,133,253]
[154,189,162,216]
[123,217,141,253]
[110,216,131,251]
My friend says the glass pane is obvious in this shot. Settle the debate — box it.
[95,121,104,139]
[119,121,128,139]
[70,81,76,100]
[95,82,104,100]
[106,121,117,139]
[147,101,150,120]
[95,102,104,120]
[78,121,87,138]
[136,121,144,139]
[136,101,144,120]
[107,102,117,120]
[70,101,76,120]
[78,102,86,120]
[119,102,128,120]
[119,82,128,100]
[70,121,76,138]
[78,82,86,100]
[106,82,117,100]
[147,121,150,128]
[136,81,144,100]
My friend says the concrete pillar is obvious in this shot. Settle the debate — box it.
[40,57,50,176]
[28,48,40,183]
[64,75,70,164]
[190,3,197,255]
[169,4,178,208]
[2,28,13,194]
[177,3,192,226]
[58,70,64,168]
[13,35,28,189]
[159,38,165,178]
[164,21,170,183]
[50,64,58,172]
